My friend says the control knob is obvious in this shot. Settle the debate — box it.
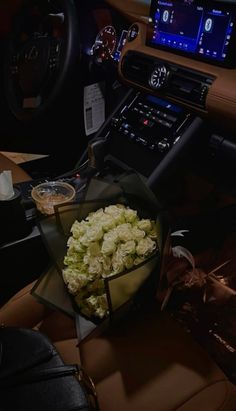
[149,64,170,90]
[158,139,170,153]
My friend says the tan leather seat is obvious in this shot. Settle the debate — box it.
[0,281,79,365]
[79,303,236,411]
[1,283,236,411]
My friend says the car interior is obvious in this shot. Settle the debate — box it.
[1,0,236,409]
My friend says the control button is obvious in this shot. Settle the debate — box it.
[155,118,165,126]
[158,139,170,153]
[129,132,136,140]
[111,117,120,127]
[136,137,148,146]
[141,118,154,128]
[161,120,172,128]
[123,123,130,130]
[149,143,157,151]
[164,113,177,122]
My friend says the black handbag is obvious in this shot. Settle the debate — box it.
[0,326,98,411]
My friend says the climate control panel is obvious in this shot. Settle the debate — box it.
[108,92,193,176]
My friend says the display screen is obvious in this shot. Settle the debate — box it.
[147,0,236,64]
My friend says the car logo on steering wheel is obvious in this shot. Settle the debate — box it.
[26,46,39,61]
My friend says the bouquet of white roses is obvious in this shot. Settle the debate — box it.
[34,173,165,328]
[62,204,158,319]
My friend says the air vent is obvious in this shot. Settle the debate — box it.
[121,51,215,109]
[166,64,215,109]
[121,52,153,85]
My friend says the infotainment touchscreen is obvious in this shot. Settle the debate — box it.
[147,0,236,66]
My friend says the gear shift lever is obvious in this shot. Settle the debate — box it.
[87,138,107,172]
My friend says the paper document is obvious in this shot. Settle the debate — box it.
[84,82,105,136]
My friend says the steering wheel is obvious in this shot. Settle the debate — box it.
[4,0,79,122]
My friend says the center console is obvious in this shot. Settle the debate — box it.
[89,88,203,192]
[107,91,196,176]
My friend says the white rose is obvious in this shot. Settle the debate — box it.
[123,255,134,269]
[70,220,87,238]
[136,237,156,257]
[149,222,158,239]
[67,237,86,254]
[124,208,138,223]
[99,214,116,232]
[85,294,108,318]
[99,255,112,274]
[88,258,103,277]
[64,253,82,266]
[116,223,133,242]
[120,240,136,256]
[137,219,152,233]
[104,205,125,225]
[80,234,90,247]
[103,229,118,244]
[62,268,90,293]
[132,227,145,241]
[101,240,116,256]
[112,250,124,274]
[86,225,104,242]
[86,208,104,223]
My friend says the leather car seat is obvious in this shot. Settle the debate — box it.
[1,282,236,411]
[79,303,236,411]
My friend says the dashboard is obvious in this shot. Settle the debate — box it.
[106,0,236,133]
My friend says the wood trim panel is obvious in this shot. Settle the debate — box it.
[105,0,150,22]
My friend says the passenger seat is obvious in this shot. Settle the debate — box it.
[79,303,236,411]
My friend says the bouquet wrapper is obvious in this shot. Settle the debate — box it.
[31,172,169,341]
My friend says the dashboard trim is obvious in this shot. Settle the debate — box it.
[119,22,236,131]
